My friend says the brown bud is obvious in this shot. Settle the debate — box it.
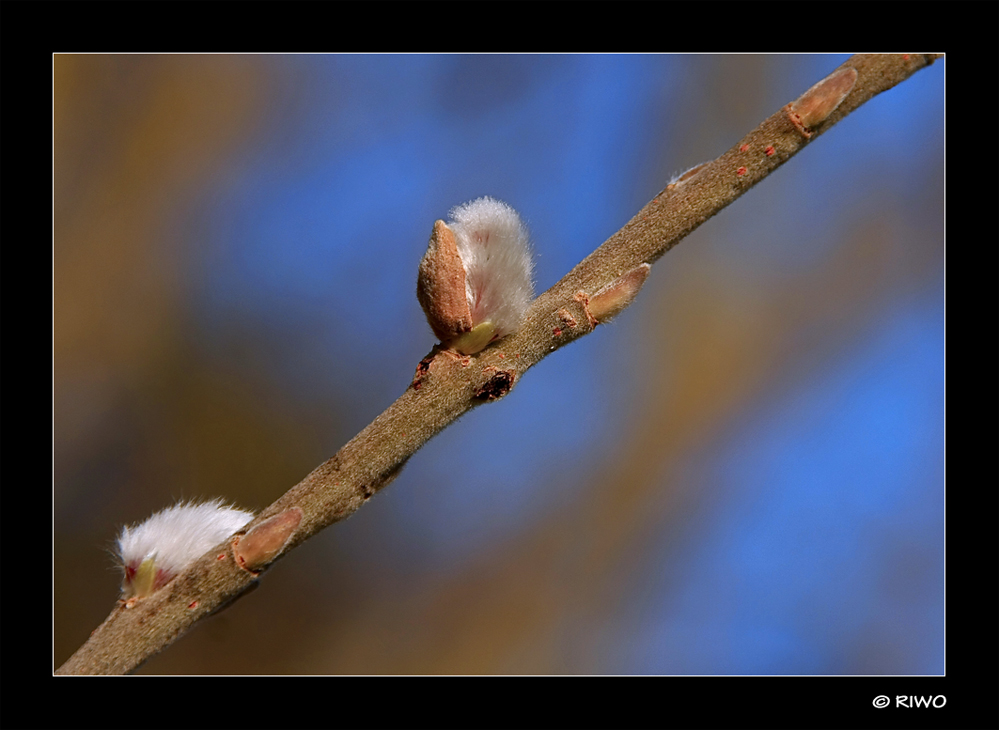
[667,162,709,190]
[233,508,303,573]
[417,220,473,344]
[791,67,858,130]
[588,264,652,324]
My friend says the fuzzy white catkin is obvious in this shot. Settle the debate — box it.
[116,499,255,598]
[449,197,534,340]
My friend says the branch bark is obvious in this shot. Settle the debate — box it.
[56,53,942,675]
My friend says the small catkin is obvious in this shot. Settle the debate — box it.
[417,197,534,354]
[116,499,255,599]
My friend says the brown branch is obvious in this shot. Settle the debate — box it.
[56,53,941,675]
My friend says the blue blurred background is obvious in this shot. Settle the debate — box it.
[55,54,943,674]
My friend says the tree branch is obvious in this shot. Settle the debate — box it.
[56,53,941,675]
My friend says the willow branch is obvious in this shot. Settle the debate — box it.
[57,53,941,675]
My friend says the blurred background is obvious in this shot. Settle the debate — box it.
[54,54,943,674]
